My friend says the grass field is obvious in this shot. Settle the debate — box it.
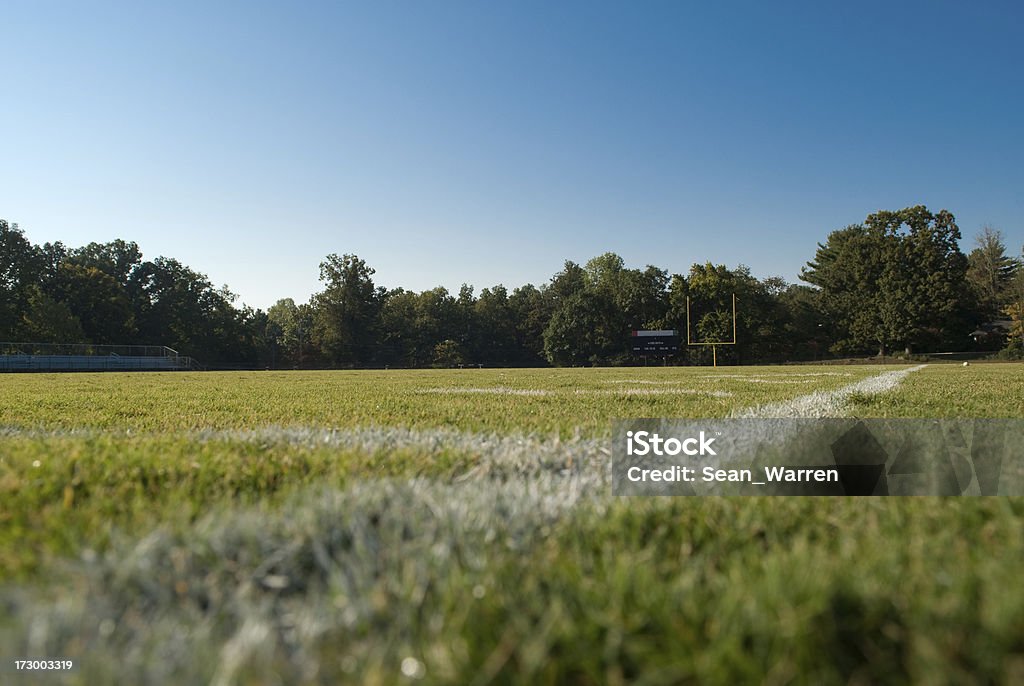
[2,363,1023,684]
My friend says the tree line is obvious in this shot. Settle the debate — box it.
[1,206,1022,368]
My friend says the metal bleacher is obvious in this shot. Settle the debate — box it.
[0,342,201,372]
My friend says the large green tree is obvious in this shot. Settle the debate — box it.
[412,287,460,367]
[132,257,255,365]
[311,254,383,367]
[377,288,419,367]
[266,298,314,368]
[18,286,85,344]
[68,239,144,289]
[49,263,134,344]
[0,220,42,339]
[542,291,611,366]
[802,206,968,355]
[685,263,786,364]
[777,284,831,361]
[474,285,517,366]
[507,283,550,366]
[541,253,673,366]
[802,223,893,355]
[879,207,968,352]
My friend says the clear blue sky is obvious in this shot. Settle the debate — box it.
[3,1,1022,310]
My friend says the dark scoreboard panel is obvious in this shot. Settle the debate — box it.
[630,330,680,354]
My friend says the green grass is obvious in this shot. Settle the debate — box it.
[848,363,1024,417]
[2,363,1023,684]
[0,366,881,435]
[0,435,479,580]
[0,365,882,580]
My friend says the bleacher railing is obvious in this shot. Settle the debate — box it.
[0,342,201,372]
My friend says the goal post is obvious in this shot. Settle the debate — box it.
[685,293,737,367]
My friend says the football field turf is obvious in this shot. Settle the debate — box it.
[2,364,1023,684]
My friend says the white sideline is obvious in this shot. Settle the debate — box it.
[732,364,927,418]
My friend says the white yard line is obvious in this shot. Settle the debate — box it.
[575,388,734,397]
[700,372,853,379]
[415,387,550,396]
[602,380,706,385]
[733,364,927,418]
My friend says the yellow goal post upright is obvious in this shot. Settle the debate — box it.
[685,293,737,367]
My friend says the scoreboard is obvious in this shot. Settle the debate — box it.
[630,330,680,354]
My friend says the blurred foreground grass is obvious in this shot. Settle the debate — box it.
[4,493,1023,685]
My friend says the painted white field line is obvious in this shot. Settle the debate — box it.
[700,372,853,379]
[199,424,605,462]
[415,384,734,397]
[723,379,817,384]
[2,441,612,686]
[575,388,734,397]
[733,364,927,418]
[416,387,550,397]
[602,380,706,385]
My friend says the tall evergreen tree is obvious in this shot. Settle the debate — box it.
[966,226,1018,320]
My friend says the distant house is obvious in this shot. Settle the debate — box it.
[970,320,1013,348]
